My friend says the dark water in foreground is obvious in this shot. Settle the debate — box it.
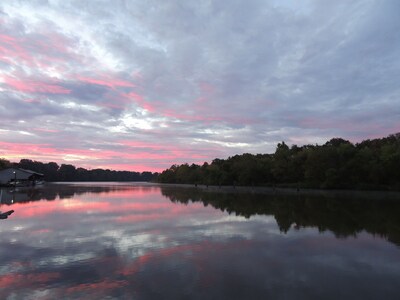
[0,183,399,299]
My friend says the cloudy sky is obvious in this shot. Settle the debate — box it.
[0,0,399,172]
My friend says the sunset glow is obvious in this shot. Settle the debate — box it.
[0,1,399,172]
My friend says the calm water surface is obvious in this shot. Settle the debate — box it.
[0,183,399,299]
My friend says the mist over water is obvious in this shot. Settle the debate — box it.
[0,183,399,299]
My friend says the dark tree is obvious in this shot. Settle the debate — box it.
[157,133,400,191]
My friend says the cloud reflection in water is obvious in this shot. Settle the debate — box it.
[0,184,399,299]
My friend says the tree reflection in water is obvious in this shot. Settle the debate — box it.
[0,184,135,221]
[161,186,400,246]
[0,183,399,299]
[0,210,14,219]
[2,184,399,245]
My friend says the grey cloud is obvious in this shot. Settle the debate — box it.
[65,82,110,101]
[0,0,399,169]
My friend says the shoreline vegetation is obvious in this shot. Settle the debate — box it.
[157,183,400,199]
[157,133,400,191]
[0,159,158,183]
[1,133,399,191]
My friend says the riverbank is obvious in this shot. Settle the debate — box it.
[157,183,400,199]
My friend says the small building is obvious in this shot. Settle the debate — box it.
[0,167,44,186]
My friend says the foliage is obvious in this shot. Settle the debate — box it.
[157,133,400,190]
[12,159,157,182]
[0,158,11,170]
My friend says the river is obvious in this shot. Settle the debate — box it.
[0,183,399,299]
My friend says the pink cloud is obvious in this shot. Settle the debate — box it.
[23,98,42,104]
[0,141,59,157]
[66,279,127,295]
[0,272,60,289]
[2,75,70,94]
[90,88,151,112]
[119,140,165,150]
[32,128,60,133]
[0,34,34,65]
[64,148,179,162]
[97,163,162,173]
[77,76,135,89]
[123,92,157,112]
[0,34,16,43]
[119,140,220,156]
[0,136,218,172]
[0,141,163,171]
[120,90,227,123]
[0,29,82,71]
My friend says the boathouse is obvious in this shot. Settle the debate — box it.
[0,167,44,186]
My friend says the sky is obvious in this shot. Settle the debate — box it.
[0,0,399,172]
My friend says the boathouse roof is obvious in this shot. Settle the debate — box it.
[0,167,44,184]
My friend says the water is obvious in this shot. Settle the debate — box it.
[0,183,399,299]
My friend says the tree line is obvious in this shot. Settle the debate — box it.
[157,133,400,190]
[0,159,157,182]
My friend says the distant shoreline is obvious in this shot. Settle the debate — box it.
[44,181,400,198]
[156,183,400,200]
